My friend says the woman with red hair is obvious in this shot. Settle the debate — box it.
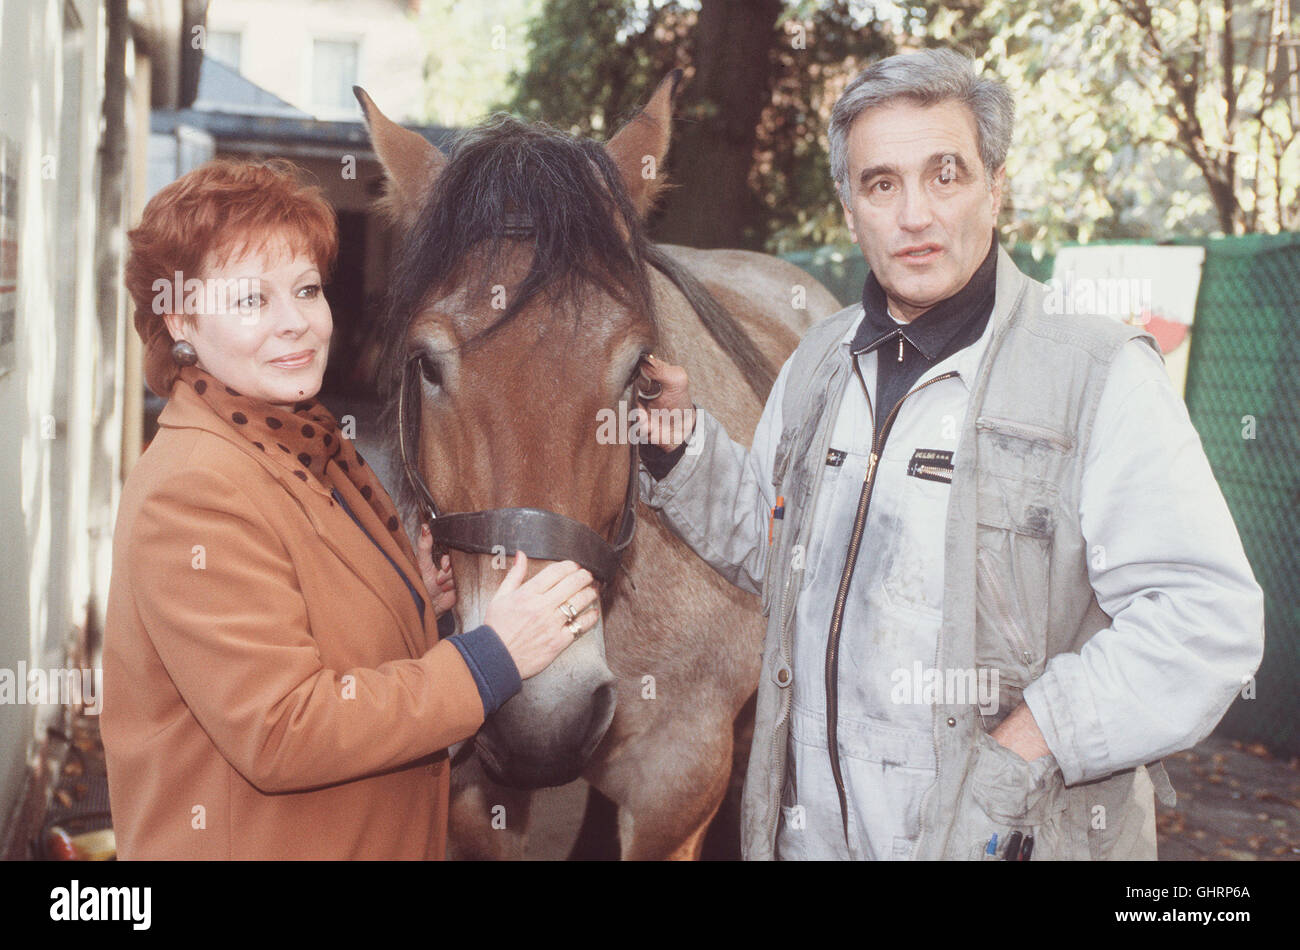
[102,159,596,859]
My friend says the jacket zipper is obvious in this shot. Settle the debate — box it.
[824,363,959,845]
[975,416,1073,452]
[975,550,1035,672]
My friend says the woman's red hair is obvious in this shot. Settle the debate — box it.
[126,158,338,396]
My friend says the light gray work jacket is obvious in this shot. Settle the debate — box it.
[640,248,1265,859]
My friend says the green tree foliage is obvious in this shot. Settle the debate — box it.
[507,0,688,138]
[913,0,1300,246]
[470,0,1297,252]
[416,0,545,127]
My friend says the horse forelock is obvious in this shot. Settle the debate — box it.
[378,114,658,391]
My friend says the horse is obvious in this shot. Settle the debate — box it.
[356,73,841,859]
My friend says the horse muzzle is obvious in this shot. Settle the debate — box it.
[472,617,618,789]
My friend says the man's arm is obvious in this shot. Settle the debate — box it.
[1021,340,1266,785]
[637,356,793,595]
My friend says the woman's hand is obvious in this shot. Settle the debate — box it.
[484,551,599,679]
[633,354,696,451]
[418,524,456,618]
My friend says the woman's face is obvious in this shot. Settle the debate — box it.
[165,235,332,409]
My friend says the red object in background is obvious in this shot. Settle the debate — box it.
[1138,311,1190,354]
[44,825,78,860]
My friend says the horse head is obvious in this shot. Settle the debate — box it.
[358,74,681,789]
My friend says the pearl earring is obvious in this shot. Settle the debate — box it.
[171,339,198,366]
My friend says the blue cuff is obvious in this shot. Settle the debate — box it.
[449,624,522,717]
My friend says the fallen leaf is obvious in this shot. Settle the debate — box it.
[1255,791,1299,808]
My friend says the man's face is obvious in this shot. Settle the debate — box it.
[839,99,1004,321]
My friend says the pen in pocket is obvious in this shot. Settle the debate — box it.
[1002,830,1023,860]
[768,495,785,544]
[982,832,999,861]
[1018,834,1034,861]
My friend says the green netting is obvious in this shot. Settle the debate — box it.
[1177,233,1300,757]
[783,234,1300,756]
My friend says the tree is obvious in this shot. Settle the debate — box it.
[915,0,1300,244]
[652,0,784,248]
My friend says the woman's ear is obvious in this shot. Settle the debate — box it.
[163,312,187,342]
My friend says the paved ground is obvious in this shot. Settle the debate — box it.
[1155,735,1300,861]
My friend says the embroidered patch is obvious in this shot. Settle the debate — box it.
[907,448,954,484]
[826,448,847,467]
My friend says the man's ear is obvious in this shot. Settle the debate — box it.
[989,165,1006,215]
[839,192,859,245]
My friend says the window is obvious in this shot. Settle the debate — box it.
[206,30,242,72]
[311,38,359,114]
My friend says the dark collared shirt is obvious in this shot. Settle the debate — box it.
[851,231,998,434]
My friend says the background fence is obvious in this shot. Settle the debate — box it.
[784,234,1300,757]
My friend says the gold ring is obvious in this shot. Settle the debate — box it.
[564,619,583,638]
[560,601,578,621]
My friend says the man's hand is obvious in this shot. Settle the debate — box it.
[418,525,456,618]
[633,354,696,452]
[989,702,1052,761]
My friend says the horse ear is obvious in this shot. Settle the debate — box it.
[354,86,447,230]
[606,70,682,218]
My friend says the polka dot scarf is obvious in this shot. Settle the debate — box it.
[176,364,416,561]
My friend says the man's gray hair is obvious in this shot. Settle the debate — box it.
[828,48,1015,203]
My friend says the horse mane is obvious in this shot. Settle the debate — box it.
[642,245,776,402]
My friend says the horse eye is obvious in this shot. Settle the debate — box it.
[418,354,442,388]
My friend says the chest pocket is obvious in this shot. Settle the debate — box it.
[973,416,1074,719]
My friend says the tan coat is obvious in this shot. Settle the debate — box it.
[101,381,484,859]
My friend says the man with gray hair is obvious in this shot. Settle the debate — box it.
[637,47,1263,859]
